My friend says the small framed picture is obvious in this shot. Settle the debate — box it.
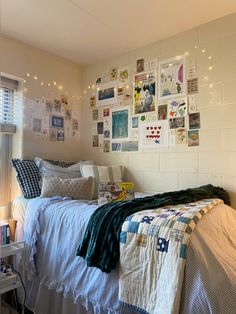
[50,115,64,128]
[96,81,117,107]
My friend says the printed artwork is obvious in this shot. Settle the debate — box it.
[112,107,129,141]
[90,96,96,107]
[139,120,169,148]
[103,140,110,152]
[96,82,117,106]
[33,118,42,133]
[50,115,64,128]
[133,70,156,114]
[188,130,199,146]
[122,141,139,152]
[45,100,53,112]
[118,67,129,84]
[188,95,198,113]
[189,113,200,129]
[158,104,168,120]
[176,128,187,144]
[118,86,132,104]
[187,78,198,94]
[168,98,187,118]
[92,135,99,147]
[92,109,99,120]
[131,116,139,128]
[103,108,110,117]
[53,99,62,112]
[65,109,72,120]
[57,129,65,141]
[159,56,186,99]
[112,142,122,152]
[109,67,117,81]
[97,122,104,135]
[137,59,145,73]
[169,117,185,129]
[72,119,79,131]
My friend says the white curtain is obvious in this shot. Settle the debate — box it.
[0,133,12,215]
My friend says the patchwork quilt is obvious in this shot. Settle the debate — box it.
[119,198,223,314]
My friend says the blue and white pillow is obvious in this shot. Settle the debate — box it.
[10,159,41,199]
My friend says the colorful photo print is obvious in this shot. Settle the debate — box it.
[97,122,104,135]
[169,117,185,129]
[137,58,145,73]
[189,112,200,129]
[122,141,139,152]
[133,70,156,114]
[176,128,187,144]
[103,108,110,117]
[112,107,129,141]
[103,140,110,153]
[118,67,129,84]
[159,56,186,99]
[112,142,122,152]
[92,109,99,120]
[131,116,139,128]
[96,82,117,106]
[168,98,187,118]
[92,135,99,147]
[72,119,79,131]
[139,120,169,148]
[50,115,64,128]
[57,129,65,141]
[158,104,168,120]
[188,130,199,146]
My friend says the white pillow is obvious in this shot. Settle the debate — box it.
[80,165,124,199]
[39,160,82,179]
[41,176,94,200]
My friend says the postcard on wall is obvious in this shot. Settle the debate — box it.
[96,81,117,107]
[72,119,79,131]
[158,55,186,99]
[131,116,139,128]
[131,129,139,141]
[57,129,65,141]
[53,99,62,113]
[92,109,99,120]
[158,104,168,120]
[50,115,64,128]
[45,99,53,113]
[118,86,132,104]
[103,107,110,117]
[149,58,158,69]
[65,108,72,120]
[111,106,130,141]
[189,112,200,129]
[97,122,104,135]
[92,135,99,147]
[112,142,122,152]
[188,95,198,113]
[137,58,145,73]
[103,140,110,153]
[187,65,198,80]
[139,120,169,148]
[118,67,130,84]
[33,118,42,133]
[61,95,68,106]
[90,96,96,107]
[49,128,57,141]
[109,67,117,81]
[122,141,139,152]
[169,129,176,146]
[104,129,110,138]
[133,70,157,114]
[176,128,187,144]
[187,78,198,94]
[168,97,187,118]
[169,117,185,129]
[188,130,199,146]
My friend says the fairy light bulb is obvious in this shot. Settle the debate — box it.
[23,80,26,83]
[26,73,30,77]
[58,85,63,90]
[48,83,51,87]
[41,82,44,86]
[208,56,212,60]
[53,81,57,86]
[88,86,91,89]
[202,49,206,54]
[208,66,213,71]
[34,76,38,80]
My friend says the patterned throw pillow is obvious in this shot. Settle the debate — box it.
[41,176,94,200]
[10,159,41,199]
[80,165,124,199]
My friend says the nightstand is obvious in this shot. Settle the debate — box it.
[0,241,25,313]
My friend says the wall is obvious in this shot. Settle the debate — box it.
[0,34,82,199]
[81,13,236,209]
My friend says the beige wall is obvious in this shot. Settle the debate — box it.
[81,13,236,209]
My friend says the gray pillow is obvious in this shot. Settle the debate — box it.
[39,160,82,179]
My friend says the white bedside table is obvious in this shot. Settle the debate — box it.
[0,241,25,313]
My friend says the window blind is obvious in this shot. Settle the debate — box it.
[0,76,18,133]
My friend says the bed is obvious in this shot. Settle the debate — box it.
[13,193,236,314]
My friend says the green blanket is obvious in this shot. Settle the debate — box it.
[76,184,230,273]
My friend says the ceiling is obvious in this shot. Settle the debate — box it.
[1,0,236,65]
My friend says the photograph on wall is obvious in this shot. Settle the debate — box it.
[158,56,186,99]
[169,117,185,129]
[131,116,139,128]
[189,112,200,129]
[72,119,79,131]
[96,81,117,107]
[104,129,110,138]
[57,129,65,141]
[97,122,104,135]
[176,128,187,144]
[137,58,145,73]
[158,104,168,120]
[65,108,72,120]
[118,86,132,104]
[122,141,139,152]
[103,140,110,152]
[103,108,110,117]
[118,67,129,84]
[188,95,198,113]
[92,109,99,120]
[139,120,169,148]
[92,135,99,147]
[168,97,187,118]
[33,118,42,133]
[61,95,68,106]
[187,78,198,94]
[45,100,53,113]
[111,107,130,141]
[53,99,62,112]
[188,130,199,146]
[90,96,96,107]
[112,142,122,152]
[50,115,64,128]
[133,70,157,114]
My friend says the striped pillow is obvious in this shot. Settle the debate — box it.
[80,165,124,199]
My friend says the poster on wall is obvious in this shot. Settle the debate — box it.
[133,70,157,114]
[168,97,187,118]
[139,120,169,148]
[111,107,130,141]
[96,81,117,107]
[118,67,130,84]
[158,56,186,99]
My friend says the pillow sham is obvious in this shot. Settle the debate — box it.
[37,160,82,179]
[10,159,41,199]
[80,165,124,199]
[41,176,94,200]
